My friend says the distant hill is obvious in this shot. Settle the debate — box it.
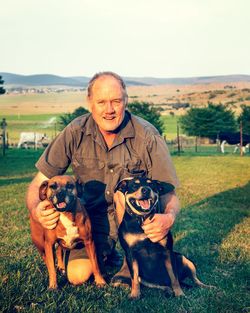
[125,75,250,85]
[0,72,249,87]
[0,73,86,87]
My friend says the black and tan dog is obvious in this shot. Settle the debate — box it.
[30,175,106,289]
[115,177,211,299]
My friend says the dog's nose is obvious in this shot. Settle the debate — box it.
[57,190,66,202]
[141,187,150,195]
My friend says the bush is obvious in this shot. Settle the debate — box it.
[179,103,237,139]
[59,107,89,129]
[128,101,164,134]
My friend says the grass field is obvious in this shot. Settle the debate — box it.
[0,114,179,143]
[0,149,249,313]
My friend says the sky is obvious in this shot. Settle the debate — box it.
[1,0,250,78]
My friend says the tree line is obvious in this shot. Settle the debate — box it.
[59,101,250,139]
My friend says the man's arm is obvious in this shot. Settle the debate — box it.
[26,171,60,229]
[142,191,180,242]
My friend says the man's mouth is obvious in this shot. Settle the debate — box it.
[103,115,116,120]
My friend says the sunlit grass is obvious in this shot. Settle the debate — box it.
[0,150,249,312]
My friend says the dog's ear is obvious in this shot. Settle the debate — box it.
[75,179,84,198]
[114,179,130,194]
[152,180,175,195]
[39,181,49,200]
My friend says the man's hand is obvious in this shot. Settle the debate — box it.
[32,200,60,230]
[141,213,175,243]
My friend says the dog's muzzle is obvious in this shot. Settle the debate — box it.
[50,190,76,212]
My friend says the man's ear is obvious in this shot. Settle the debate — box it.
[39,181,48,200]
[114,178,131,194]
[87,97,93,113]
[152,180,175,195]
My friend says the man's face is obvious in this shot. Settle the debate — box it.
[88,76,127,134]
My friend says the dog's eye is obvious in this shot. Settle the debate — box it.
[50,183,58,190]
[131,183,139,191]
[66,183,75,190]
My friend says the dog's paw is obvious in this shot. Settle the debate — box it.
[48,284,58,290]
[129,290,141,299]
[95,276,106,287]
[57,267,66,275]
[174,289,185,297]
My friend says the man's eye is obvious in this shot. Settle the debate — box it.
[113,99,122,105]
[97,101,105,105]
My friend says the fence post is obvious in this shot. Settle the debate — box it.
[177,122,181,156]
[240,121,243,157]
[1,118,7,156]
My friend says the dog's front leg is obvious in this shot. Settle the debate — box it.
[56,245,65,274]
[130,259,140,299]
[165,251,184,297]
[44,241,57,289]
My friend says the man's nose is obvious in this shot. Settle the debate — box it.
[106,101,115,113]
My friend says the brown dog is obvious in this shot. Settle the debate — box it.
[29,175,106,289]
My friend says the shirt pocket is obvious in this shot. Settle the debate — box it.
[72,156,105,182]
[121,159,146,179]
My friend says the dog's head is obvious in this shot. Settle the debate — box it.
[39,175,83,212]
[115,177,174,217]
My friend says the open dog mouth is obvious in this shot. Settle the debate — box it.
[50,195,76,212]
[130,197,153,211]
[56,202,67,210]
[136,199,152,210]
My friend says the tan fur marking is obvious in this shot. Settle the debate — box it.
[130,260,140,298]
[182,255,196,272]
[124,233,147,247]
[165,256,184,296]
[182,256,213,288]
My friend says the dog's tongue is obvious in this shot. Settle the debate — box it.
[57,202,66,209]
[139,200,150,209]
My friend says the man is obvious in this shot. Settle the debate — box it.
[26,71,180,286]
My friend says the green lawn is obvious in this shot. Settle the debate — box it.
[1,113,178,144]
[0,114,61,143]
[0,150,249,312]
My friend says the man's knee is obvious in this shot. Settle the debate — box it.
[67,258,92,285]
[65,248,93,286]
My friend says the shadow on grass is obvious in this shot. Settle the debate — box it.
[0,176,34,186]
[173,181,250,264]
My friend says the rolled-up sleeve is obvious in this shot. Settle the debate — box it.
[36,125,74,178]
[145,134,180,188]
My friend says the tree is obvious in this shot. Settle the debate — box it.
[238,105,250,135]
[179,103,237,140]
[0,76,6,95]
[128,101,164,134]
[59,106,89,129]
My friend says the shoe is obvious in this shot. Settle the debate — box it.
[110,257,131,287]
[105,249,123,268]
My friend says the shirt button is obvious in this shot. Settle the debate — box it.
[110,169,114,173]
[106,190,110,195]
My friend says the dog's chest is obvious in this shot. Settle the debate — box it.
[57,213,80,248]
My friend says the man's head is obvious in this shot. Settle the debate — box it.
[87,72,128,134]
